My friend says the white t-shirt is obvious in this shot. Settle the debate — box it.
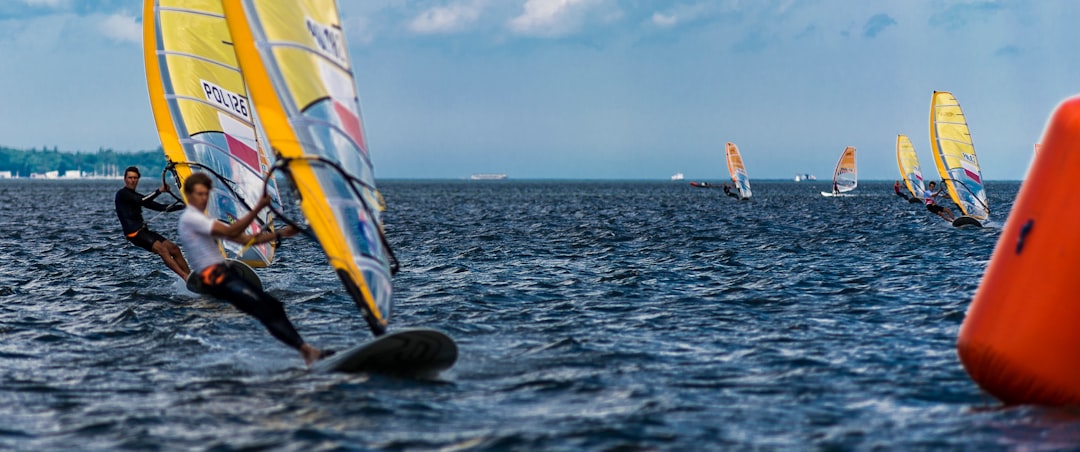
[178,207,226,273]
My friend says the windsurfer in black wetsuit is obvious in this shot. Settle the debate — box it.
[723,183,737,198]
[894,180,910,201]
[115,166,190,280]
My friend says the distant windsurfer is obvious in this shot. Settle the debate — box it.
[893,180,910,201]
[177,172,329,366]
[923,181,956,222]
[115,166,190,280]
[832,181,839,195]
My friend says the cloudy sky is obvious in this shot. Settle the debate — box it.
[0,0,1076,180]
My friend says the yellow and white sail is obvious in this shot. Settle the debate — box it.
[930,91,989,220]
[144,0,278,267]
[725,142,751,199]
[896,134,925,198]
[223,0,393,335]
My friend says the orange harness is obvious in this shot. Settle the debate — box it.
[200,264,227,286]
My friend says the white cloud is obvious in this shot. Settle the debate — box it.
[508,0,601,37]
[20,0,67,8]
[409,1,485,34]
[97,12,139,44]
[648,2,739,30]
[342,15,376,46]
[651,12,677,28]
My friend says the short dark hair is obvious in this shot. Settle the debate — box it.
[184,172,213,195]
[125,166,140,177]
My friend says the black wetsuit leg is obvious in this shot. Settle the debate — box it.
[201,264,304,350]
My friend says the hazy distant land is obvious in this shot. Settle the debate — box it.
[0,146,163,179]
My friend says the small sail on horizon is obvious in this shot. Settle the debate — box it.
[827,146,857,194]
[143,0,280,267]
[896,134,925,199]
[224,0,396,336]
[930,91,989,221]
[725,142,751,199]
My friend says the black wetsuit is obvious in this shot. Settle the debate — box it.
[894,185,910,200]
[115,187,182,252]
[199,263,304,350]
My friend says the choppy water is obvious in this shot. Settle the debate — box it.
[3,179,1080,450]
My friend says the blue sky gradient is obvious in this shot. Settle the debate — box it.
[0,0,1076,180]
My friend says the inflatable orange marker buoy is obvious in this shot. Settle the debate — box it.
[958,96,1080,405]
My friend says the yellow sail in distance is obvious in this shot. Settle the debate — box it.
[224,0,393,334]
[896,134,925,198]
[144,0,278,267]
[929,91,989,220]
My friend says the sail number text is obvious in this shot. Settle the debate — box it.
[306,17,348,67]
[201,80,251,122]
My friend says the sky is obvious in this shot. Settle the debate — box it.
[0,0,1077,180]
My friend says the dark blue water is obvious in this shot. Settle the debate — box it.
[3,179,1080,450]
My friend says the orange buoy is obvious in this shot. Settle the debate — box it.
[958,96,1080,405]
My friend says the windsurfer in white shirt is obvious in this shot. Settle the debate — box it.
[923,181,956,222]
[178,172,330,366]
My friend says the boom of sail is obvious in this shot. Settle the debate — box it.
[144,0,279,267]
[831,146,857,193]
[725,142,752,199]
[896,134,925,199]
[223,0,396,336]
[930,91,989,221]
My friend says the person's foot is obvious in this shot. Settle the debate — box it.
[300,343,322,366]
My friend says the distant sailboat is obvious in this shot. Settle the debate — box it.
[930,91,989,227]
[820,146,856,197]
[725,142,751,200]
[896,134,925,203]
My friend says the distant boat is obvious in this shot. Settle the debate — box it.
[670,172,684,181]
[725,142,751,200]
[930,90,989,227]
[470,173,508,180]
[896,134,925,203]
[794,173,817,182]
[820,146,856,197]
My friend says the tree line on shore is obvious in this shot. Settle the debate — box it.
[0,146,165,177]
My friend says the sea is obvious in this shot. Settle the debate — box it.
[2,178,1078,450]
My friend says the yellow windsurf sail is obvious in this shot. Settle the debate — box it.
[144,0,279,267]
[223,0,394,335]
[896,134,925,198]
[929,91,989,220]
[831,146,857,193]
[725,142,751,199]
